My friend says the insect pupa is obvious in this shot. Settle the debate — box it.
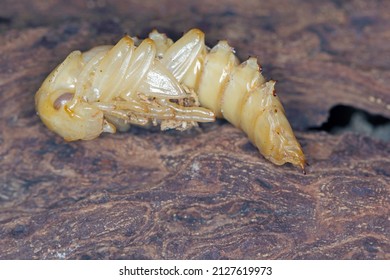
[35,28,306,170]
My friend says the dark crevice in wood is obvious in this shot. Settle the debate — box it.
[309,105,390,141]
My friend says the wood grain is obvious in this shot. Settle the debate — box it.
[0,0,389,259]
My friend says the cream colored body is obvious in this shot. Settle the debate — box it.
[35,29,305,170]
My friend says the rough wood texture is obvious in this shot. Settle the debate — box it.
[0,0,389,259]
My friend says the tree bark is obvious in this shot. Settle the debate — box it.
[0,0,389,259]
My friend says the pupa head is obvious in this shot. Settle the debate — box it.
[35,51,104,141]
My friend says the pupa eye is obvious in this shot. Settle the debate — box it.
[53,92,74,110]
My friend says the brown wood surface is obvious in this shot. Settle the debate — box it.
[0,0,389,259]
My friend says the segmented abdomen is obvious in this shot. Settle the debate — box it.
[154,29,306,170]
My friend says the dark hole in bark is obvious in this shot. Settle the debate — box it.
[309,105,390,141]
